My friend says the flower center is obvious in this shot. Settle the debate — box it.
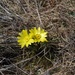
[25,37,30,42]
[33,34,41,40]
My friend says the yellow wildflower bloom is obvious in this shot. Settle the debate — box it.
[29,27,48,43]
[17,30,34,48]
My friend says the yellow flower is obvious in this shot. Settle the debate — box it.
[29,27,48,43]
[17,30,34,48]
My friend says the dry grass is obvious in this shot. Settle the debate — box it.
[0,0,75,75]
